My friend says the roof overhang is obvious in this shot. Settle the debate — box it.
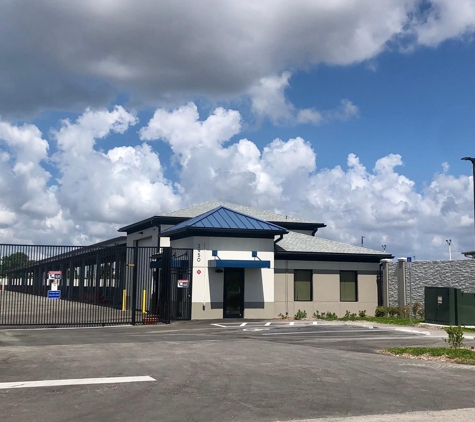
[162,227,288,240]
[118,216,188,234]
[462,251,475,258]
[268,221,326,233]
[275,251,394,263]
[209,259,270,269]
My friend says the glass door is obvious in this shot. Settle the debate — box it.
[223,268,244,318]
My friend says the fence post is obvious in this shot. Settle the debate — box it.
[161,247,172,324]
[131,246,138,326]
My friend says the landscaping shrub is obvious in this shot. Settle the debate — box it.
[294,309,307,320]
[359,310,366,318]
[444,326,464,349]
[374,306,387,318]
[316,311,338,320]
[388,307,399,318]
[278,312,289,319]
[343,310,357,320]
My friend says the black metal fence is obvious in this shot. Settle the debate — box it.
[0,244,193,328]
[152,247,193,324]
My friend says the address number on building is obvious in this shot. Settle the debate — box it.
[177,280,189,288]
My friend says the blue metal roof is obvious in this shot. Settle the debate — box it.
[161,206,287,236]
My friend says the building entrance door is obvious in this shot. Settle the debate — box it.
[223,268,244,318]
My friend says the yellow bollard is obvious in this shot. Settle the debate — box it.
[122,289,127,311]
[142,290,147,314]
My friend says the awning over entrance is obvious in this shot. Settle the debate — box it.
[208,259,270,269]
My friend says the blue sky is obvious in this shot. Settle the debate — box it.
[1,1,475,259]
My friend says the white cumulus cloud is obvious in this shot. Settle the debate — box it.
[0,103,474,259]
[249,72,359,125]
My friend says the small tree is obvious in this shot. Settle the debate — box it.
[444,326,464,349]
[0,252,33,277]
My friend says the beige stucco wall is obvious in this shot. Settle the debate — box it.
[189,236,275,320]
[274,260,379,318]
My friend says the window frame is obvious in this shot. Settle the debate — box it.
[339,270,358,302]
[294,269,313,302]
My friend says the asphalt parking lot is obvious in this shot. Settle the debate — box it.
[1,321,475,422]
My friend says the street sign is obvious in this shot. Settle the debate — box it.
[177,280,189,288]
[407,257,412,263]
[47,290,61,299]
[438,295,443,305]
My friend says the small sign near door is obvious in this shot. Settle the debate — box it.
[438,295,443,305]
[177,279,189,288]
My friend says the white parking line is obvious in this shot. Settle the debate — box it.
[240,323,247,327]
[0,376,156,390]
[289,322,295,325]
[265,322,271,326]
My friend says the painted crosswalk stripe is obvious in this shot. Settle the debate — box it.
[0,376,156,390]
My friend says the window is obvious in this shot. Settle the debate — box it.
[294,270,312,301]
[340,271,358,302]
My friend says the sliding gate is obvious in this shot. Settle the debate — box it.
[0,244,192,328]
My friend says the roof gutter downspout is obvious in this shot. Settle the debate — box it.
[274,234,284,245]
[312,227,319,236]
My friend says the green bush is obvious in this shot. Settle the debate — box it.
[278,312,289,319]
[388,307,399,318]
[294,309,307,320]
[342,310,357,321]
[359,310,367,318]
[317,311,338,320]
[444,326,464,349]
[374,306,387,317]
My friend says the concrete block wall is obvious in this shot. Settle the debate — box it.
[388,260,475,306]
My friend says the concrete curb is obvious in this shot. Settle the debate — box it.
[395,328,431,336]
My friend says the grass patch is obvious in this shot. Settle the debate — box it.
[385,347,475,365]
[461,327,475,333]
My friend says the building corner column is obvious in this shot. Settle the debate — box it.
[380,259,392,307]
[397,257,407,308]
